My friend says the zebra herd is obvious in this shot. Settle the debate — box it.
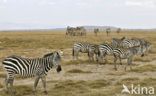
[66,26,86,36]
[72,37,152,70]
[1,36,152,96]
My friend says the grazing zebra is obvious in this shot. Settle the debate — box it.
[98,43,113,63]
[72,42,97,61]
[66,26,86,36]
[88,44,99,62]
[2,51,62,96]
[111,37,125,48]
[113,46,145,71]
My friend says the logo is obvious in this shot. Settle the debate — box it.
[121,84,154,95]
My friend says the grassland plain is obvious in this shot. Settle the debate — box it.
[0,30,156,96]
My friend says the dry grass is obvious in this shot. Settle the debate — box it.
[62,60,91,65]
[0,85,33,96]
[131,64,156,73]
[107,71,126,76]
[0,30,156,96]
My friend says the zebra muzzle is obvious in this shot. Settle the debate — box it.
[141,54,144,57]
[56,65,62,73]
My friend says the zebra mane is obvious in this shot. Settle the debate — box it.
[43,51,61,60]
[43,52,54,58]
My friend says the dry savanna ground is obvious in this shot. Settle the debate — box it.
[0,30,156,96]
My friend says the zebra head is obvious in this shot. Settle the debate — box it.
[146,42,152,52]
[43,51,62,73]
[135,45,146,57]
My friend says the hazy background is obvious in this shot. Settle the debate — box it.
[0,0,156,30]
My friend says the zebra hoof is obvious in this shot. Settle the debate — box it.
[44,91,48,95]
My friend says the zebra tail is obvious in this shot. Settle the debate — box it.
[72,48,74,56]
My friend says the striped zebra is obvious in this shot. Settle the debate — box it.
[113,46,145,71]
[72,42,98,61]
[94,28,99,36]
[131,37,152,53]
[145,41,152,52]
[98,43,113,63]
[121,38,141,48]
[111,37,125,48]
[2,51,62,96]
[88,44,99,62]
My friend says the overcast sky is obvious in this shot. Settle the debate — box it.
[0,0,156,30]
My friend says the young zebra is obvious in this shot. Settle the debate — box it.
[113,46,145,71]
[72,42,98,61]
[98,43,113,63]
[2,51,62,96]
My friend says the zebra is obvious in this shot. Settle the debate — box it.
[113,46,145,71]
[88,44,99,62]
[145,41,152,52]
[106,27,111,36]
[77,26,86,36]
[66,26,86,36]
[2,51,62,96]
[116,28,121,34]
[98,43,113,63]
[131,37,152,53]
[94,28,99,36]
[121,38,140,48]
[72,42,98,61]
[111,37,126,48]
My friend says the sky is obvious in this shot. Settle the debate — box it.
[0,0,156,30]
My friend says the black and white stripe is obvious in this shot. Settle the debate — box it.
[72,42,98,61]
[98,43,113,63]
[131,37,152,53]
[121,38,140,48]
[88,44,99,62]
[2,51,62,96]
[113,46,145,71]
[111,37,125,48]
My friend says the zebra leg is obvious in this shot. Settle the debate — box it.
[88,52,91,63]
[125,58,130,71]
[128,57,133,70]
[96,54,98,62]
[10,78,16,94]
[41,75,48,95]
[33,75,40,96]
[5,77,9,94]
[114,56,117,71]
[76,52,79,60]
[92,54,94,62]
[119,57,122,65]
